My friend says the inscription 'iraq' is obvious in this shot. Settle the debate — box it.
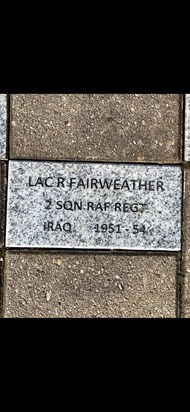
[6,161,182,250]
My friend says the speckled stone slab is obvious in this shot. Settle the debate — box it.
[0,94,7,158]
[6,161,182,250]
[182,169,190,317]
[185,94,190,161]
[0,162,6,247]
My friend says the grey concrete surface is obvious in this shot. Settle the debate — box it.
[10,94,182,162]
[3,252,178,318]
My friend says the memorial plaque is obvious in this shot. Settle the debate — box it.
[0,162,6,247]
[0,94,7,158]
[6,161,182,250]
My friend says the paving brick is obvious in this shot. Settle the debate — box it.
[4,252,177,318]
[10,94,182,162]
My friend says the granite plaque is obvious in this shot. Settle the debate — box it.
[0,162,6,247]
[6,161,182,250]
[0,94,7,158]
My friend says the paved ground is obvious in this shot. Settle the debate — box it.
[3,252,178,318]
[0,93,189,318]
[10,94,182,162]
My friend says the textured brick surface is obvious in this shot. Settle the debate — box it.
[10,94,182,162]
[4,252,177,318]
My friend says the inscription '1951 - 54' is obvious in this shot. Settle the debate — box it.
[6,161,182,250]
